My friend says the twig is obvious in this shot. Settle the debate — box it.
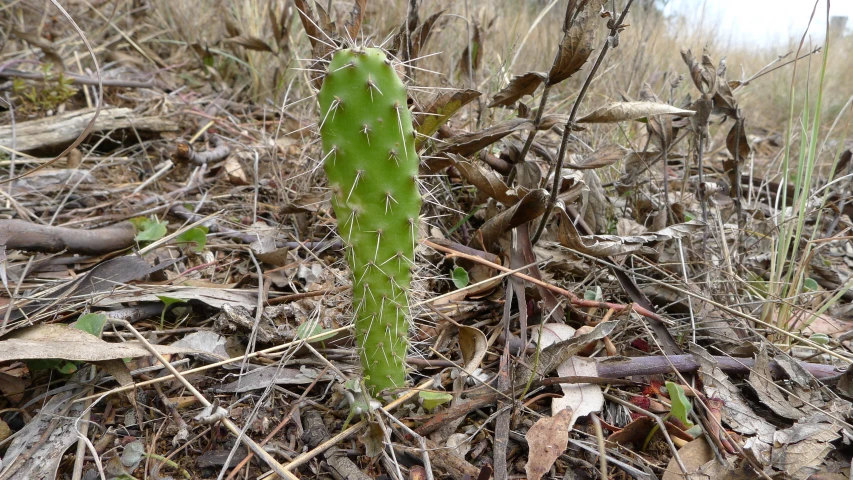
[531,0,635,245]
[0,68,155,88]
[380,407,434,480]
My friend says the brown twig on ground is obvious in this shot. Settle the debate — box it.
[0,219,135,254]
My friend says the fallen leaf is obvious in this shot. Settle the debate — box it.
[748,345,804,420]
[661,438,715,480]
[0,324,200,363]
[551,357,604,428]
[525,408,573,480]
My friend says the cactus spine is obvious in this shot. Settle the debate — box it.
[318,48,420,394]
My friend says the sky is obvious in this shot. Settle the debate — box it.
[661,0,853,47]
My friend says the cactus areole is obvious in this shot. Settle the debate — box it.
[318,48,420,394]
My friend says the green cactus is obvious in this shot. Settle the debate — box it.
[318,47,420,394]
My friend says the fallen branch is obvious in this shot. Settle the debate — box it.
[415,353,841,436]
[0,219,135,254]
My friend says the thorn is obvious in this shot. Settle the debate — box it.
[367,76,383,101]
[346,170,364,203]
[384,191,398,214]
[362,124,371,146]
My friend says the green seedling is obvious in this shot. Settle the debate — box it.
[130,216,168,243]
[318,47,421,395]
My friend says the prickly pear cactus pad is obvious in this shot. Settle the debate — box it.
[318,48,420,394]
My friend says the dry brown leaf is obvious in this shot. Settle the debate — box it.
[442,118,533,157]
[458,325,488,372]
[409,10,445,63]
[224,36,273,52]
[415,89,481,143]
[449,153,524,206]
[661,438,715,480]
[489,72,547,108]
[547,6,596,85]
[474,188,548,250]
[577,101,695,124]
[565,144,626,169]
[694,345,776,444]
[748,345,804,420]
[344,0,367,40]
[524,408,573,480]
[0,371,27,403]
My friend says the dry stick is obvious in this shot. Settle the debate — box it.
[0,68,154,88]
[424,239,662,322]
[531,0,635,246]
[380,407,434,480]
[508,84,553,186]
[106,320,297,480]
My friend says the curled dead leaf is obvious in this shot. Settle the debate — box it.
[577,101,695,124]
